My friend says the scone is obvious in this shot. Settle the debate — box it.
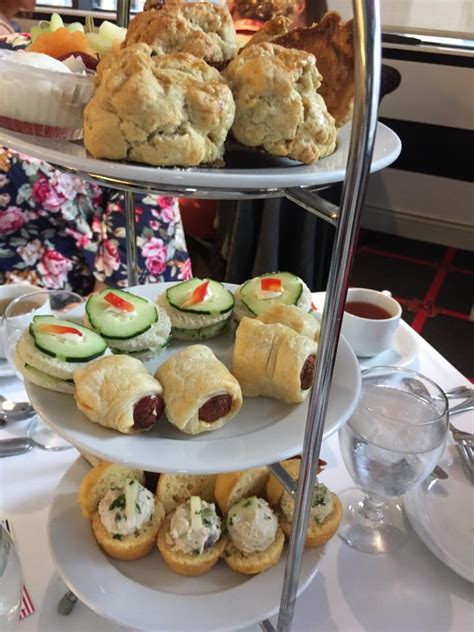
[79,461,166,561]
[84,44,235,167]
[223,496,284,574]
[224,42,337,164]
[74,355,165,434]
[266,458,343,548]
[155,345,242,435]
[157,278,234,340]
[157,473,217,513]
[215,466,270,514]
[125,2,237,66]
[233,272,313,322]
[157,496,226,576]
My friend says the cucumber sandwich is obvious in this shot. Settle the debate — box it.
[233,272,313,321]
[85,288,171,357]
[15,315,109,394]
[157,278,234,340]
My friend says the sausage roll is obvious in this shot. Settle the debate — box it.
[155,345,242,435]
[74,355,164,434]
[257,304,321,342]
[232,318,318,403]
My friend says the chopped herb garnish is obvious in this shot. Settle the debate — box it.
[109,494,126,511]
[129,480,134,485]
[243,499,252,508]
[195,510,202,515]
[136,503,141,513]
[112,534,123,540]
[192,548,200,555]
[228,517,234,527]
[265,515,272,520]
[203,518,212,527]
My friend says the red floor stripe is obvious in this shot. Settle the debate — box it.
[357,246,438,268]
[411,248,457,334]
[450,265,474,277]
[435,307,471,321]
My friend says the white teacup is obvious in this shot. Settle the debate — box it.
[0,283,44,358]
[341,288,402,358]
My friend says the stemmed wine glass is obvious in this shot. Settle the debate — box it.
[338,366,448,554]
[0,523,23,629]
[3,289,84,451]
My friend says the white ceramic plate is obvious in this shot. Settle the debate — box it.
[27,283,361,474]
[404,446,474,584]
[0,123,401,192]
[49,458,324,631]
[311,292,419,369]
[0,358,15,378]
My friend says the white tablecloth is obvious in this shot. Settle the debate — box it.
[1,332,473,632]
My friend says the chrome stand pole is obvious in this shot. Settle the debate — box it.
[274,1,381,630]
[123,190,139,287]
[116,0,138,286]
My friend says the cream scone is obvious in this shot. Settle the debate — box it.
[223,496,284,574]
[224,42,337,164]
[157,278,234,340]
[233,272,312,322]
[79,461,166,561]
[84,44,235,167]
[125,1,237,66]
[85,288,171,358]
[157,496,226,576]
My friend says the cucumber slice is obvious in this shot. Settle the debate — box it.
[239,272,303,316]
[29,316,107,363]
[171,320,229,341]
[166,279,234,315]
[86,289,158,340]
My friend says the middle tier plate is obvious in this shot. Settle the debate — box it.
[27,282,361,473]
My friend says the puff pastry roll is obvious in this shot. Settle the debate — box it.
[74,355,164,434]
[232,318,318,404]
[257,304,321,342]
[155,345,242,435]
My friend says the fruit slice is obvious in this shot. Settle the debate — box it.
[29,27,96,59]
[86,289,158,340]
[166,279,234,315]
[239,272,303,316]
[29,316,108,362]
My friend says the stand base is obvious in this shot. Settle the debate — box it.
[337,488,407,554]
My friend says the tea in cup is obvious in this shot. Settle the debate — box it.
[341,288,402,358]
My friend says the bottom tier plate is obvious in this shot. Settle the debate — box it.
[48,459,324,632]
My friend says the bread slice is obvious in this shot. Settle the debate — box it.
[78,461,145,520]
[266,458,301,507]
[223,527,285,575]
[156,473,217,513]
[280,493,343,548]
[92,499,165,561]
[15,348,75,394]
[215,466,270,514]
[157,515,227,576]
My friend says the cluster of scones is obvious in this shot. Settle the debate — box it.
[83,0,347,166]
[15,272,322,437]
[79,456,342,576]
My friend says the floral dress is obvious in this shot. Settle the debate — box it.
[0,34,192,294]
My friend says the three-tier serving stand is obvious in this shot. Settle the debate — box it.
[0,1,400,629]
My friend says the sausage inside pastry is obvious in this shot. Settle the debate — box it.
[74,355,164,434]
[155,344,242,435]
[232,318,318,403]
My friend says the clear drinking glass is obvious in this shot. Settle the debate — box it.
[3,289,84,451]
[338,366,449,554]
[0,524,23,629]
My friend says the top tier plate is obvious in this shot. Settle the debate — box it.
[0,123,401,197]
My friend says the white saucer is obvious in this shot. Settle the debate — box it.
[0,358,15,379]
[311,292,419,370]
[404,445,474,583]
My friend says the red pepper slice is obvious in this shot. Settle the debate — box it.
[311,302,318,312]
[38,324,83,337]
[104,291,135,312]
[261,277,282,292]
[182,280,210,307]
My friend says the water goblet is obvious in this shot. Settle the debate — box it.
[3,289,85,451]
[338,366,448,554]
[0,524,23,629]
